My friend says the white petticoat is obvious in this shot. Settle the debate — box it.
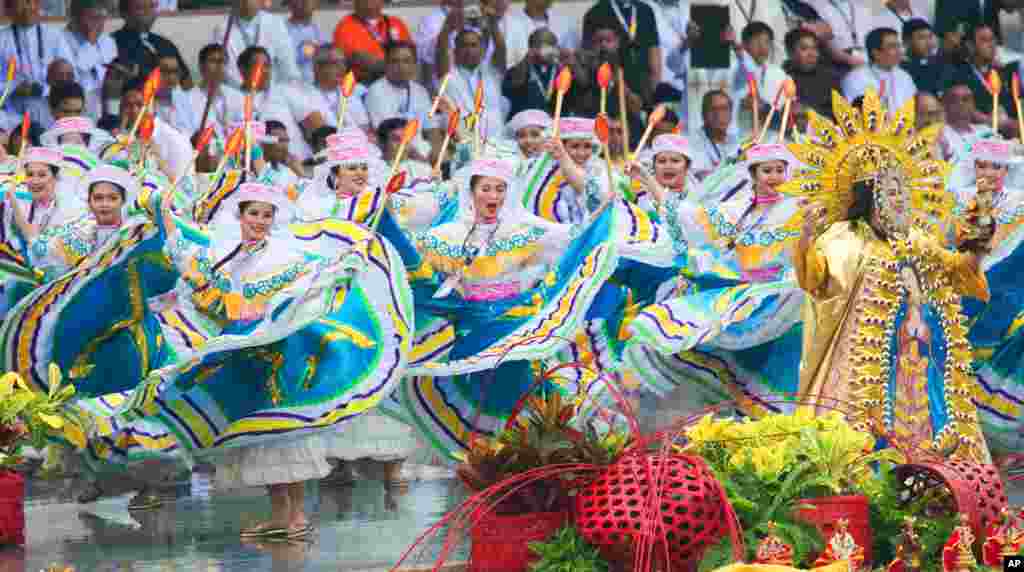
[322,412,418,461]
[212,434,331,490]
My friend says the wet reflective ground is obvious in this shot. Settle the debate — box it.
[9,465,466,572]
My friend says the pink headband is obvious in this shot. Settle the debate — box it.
[558,117,594,139]
[236,182,290,206]
[650,134,691,159]
[53,117,95,132]
[745,143,790,166]
[327,144,374,164]
[326,129,369,149]
[972,139,1013,163]
[24,147,63,166]
[470,158,515,181]
[508,109,552,132]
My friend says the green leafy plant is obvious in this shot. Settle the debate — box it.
[0,365,86,468]
[528,525,610,572]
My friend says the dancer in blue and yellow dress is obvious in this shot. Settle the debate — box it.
[380,156,620,458]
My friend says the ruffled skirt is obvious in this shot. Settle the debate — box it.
[322,412,418,461]
[212,435,331,490]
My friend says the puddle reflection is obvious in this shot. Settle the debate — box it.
[18,474,466,571]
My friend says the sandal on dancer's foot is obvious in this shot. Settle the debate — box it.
[286,524,313,538]
[127,490,162,510]
[240,523,288,538]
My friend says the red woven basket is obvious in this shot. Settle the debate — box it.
[573,452,734,571]
[893,461,1007,537]
[0,471,24,546]
[796,494,872,565]
[469,510,567,572]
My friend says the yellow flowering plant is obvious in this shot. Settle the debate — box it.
[686,411,904,569]
[0,364,87,469]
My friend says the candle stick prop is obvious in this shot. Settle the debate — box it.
[390,118,420,177]
[244,59,265,175]
[757,82,785,144]
[991,70,1003,134]
[595,113,615,204]
[597,63,612,115]
[433,108,460,175]
[747,71,760,136]
[127,67,161,145]
[616,66,629,159]
[16,111,28,159]
[336,70,356,128]
[471,81,485,157]
[137,112,155,171]
[1014,72,1023,144]
[777,78,797,143]
[208,126,246,188]
[428,72,451,118]
[632,104,667,160]
[551,66,573,138]
[0,57,17,110]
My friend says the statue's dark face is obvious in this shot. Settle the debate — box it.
[872,168,910,237]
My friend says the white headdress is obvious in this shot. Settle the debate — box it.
[40,117,113,148]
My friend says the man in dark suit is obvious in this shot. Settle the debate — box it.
[934,0,1005,42]
[944,23,1018,137]
[111,0,192,89]
[901,19,945,95]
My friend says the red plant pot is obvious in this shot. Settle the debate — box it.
[468,510,568,572]
[796,494,872,565]
[0,471,24,546]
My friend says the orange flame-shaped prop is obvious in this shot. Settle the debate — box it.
[142,67,161,104]
[747,71,760,135]
[991,70,1003,133]
[473,81,485,115]
[194,125,215,154]
[597,63,612,90]
[595,113,616,206]
[595,114,610,146]
[386,171,407,194]
[447,109,460,137]
[1014,72,1023,144]
[250,59,265,91]
[632,104,666,159]
[5,56,15,83]
[225,127,245,157]
[777,78,797,143]
[340,70,356,98]
[552,66,573,138]
[139,113,155,142]
[17,111,29,157]
[391,118,419,176]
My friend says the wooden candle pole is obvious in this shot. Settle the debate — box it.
[747,72,760,137]
[551,66,573,138]
[616,66,629,161]
[337,70,355,129]
[1014,72,1024,144]
[758,83,784,144]
[632,104,667,160]
[991,70,1003,134]
[777,79,797,143]
[433,109,460,176]
[0,57,17,110]
[597,63,612,116]
[428,72,451,118]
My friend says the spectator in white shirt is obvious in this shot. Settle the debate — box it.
[116,74,193,178]
[215,0,302,90]
[64,0,117,120]
[286,0,328,85]
[0,0,75,124]
[47,81,86,123]
[940,83,994,162]
[436,5,509,143]
[188,44,245,140]
[649,0,696,127]
[842,27,917,113]
[307,44,370,133]
[733,21,790,136]
[873,0,932,32]
[692,89,741,180]
[153,53,197,137]
[415,0,503,85]
[809,0,873,69]
[366,41,440,160]
[503,0,580,69]
[261,119,305,186]
[238,46,325,161]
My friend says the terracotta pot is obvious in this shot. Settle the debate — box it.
[468,510,568,572]
[796,494,872,565]
[0,471,24,546]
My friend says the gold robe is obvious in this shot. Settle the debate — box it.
[794,220,990,460]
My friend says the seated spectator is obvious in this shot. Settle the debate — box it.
[935,0,1005,44]
[807,0,873,70]
[504,0,579,68]
[0,0,74,124]
[286,0,329,85]
[783,28,840,120]
[939,83,995,163]
[378,117,432,178]
[187,44,245,140]
[583,0,661,104]
[261,119,305,186]
[874,0,932,32]
[334,0,413,83]
[842,27,917,113]
[365,42,438,160]
[414,0,500,86]
[436,13,508,145]
[691,89,740,181]
[114,74,193,177]
[733,21,790,136]
[308,45,370,132]
[649,0,696,129]
[901,18,944,95]
[915,91,944,129]
[153,53,196,137]
[565,27,644,144]
[48,81,87,123]
[944,24,1017,135]
[217,0,301,90]
[238,46,324,161]
[503,28,560,118]
[64,0,117,119]
[111,0,191,88]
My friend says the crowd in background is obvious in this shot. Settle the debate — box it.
[0,0,1022,182]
